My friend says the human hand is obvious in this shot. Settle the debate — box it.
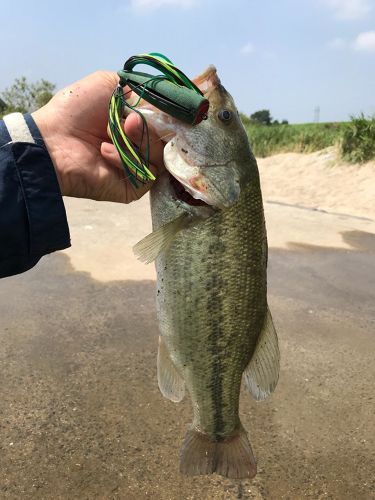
[32,71,165,203]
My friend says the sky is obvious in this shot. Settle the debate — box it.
[0,0,374,123]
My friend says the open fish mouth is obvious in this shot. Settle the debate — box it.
[169,174,209,207]
[164,141,241,209]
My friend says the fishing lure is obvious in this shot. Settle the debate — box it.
[108,53,209,187]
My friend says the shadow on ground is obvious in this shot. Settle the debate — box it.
[0,231,374,499]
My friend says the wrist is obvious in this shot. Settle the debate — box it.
[32,107,66,195]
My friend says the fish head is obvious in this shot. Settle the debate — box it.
[163,65,253,210]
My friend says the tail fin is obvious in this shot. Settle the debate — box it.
[179,425,257,479]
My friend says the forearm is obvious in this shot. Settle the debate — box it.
[0,113,70,278]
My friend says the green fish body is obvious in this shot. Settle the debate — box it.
[134,66,280,479]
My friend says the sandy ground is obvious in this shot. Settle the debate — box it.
[258,148,375,218]
[0,150,374,499]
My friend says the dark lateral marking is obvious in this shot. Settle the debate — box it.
[181,148,188,154]
[205,233,226,436]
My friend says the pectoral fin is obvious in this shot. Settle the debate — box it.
[243,307,280,401]
[157,336,185,403]
[133,213,191,264]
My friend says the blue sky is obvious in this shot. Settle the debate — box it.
[1,0,374,123]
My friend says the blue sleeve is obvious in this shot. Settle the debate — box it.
[0,114,71,278]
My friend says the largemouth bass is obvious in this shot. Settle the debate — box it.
[134,66,280,479]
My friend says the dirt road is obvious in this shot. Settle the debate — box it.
[0,191,374,499]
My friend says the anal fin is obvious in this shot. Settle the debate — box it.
[157,336,185,403]
[243,306,280,401]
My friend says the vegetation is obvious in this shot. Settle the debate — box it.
[241,109,375,163]
[250,109,273,126]
[340,114,375,163]
[244,121,347,158]
[0,76,55,117]
[0,97,7,114]
[241,109,289,127]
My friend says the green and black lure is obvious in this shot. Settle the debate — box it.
[108,53,209,187]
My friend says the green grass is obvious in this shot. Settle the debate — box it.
[243,121,348,158]
[243,115,375,163]
[340,114,375,163]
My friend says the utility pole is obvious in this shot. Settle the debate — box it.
[314,106,320,123]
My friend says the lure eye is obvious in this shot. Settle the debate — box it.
[218,109,233,123]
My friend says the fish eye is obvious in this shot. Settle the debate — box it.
[218,109,233,123]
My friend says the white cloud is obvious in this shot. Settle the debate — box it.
[328,37,347,49]
[353,31,375,51]
[130,0,196,10]
[323,0,372,20]
[240,42,255,55]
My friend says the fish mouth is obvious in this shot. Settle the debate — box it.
[167,165,240,209]
[164,141,240,209]
[169,174,209,207]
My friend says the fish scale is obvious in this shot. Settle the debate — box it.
[134,65,279,478]
[153,176,267,438]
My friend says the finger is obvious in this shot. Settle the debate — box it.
[124,112,165,172]
[100,143,158,203]
[101,142,122,169]
[101,141,159,179]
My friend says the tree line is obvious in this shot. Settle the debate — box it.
[0,77,55,118]
[241,109,289,126]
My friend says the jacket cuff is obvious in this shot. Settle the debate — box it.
[1,113,70,265]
